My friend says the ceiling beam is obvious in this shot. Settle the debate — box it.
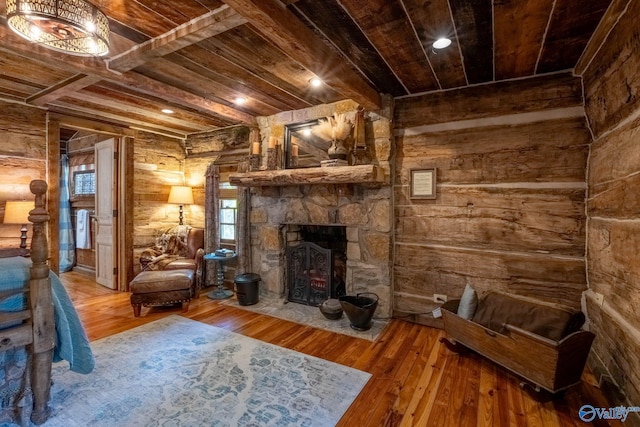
[0,26,255,125]
[106,5,247,73]
[222,0,381,110]
[27,74,102,106]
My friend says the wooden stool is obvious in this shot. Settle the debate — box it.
[129,269,194,317]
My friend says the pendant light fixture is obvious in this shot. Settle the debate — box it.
[6,0,110,57]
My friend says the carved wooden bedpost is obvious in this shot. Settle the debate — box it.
[28,179,54,425]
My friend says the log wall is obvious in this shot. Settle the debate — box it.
[581,0,640,406]
[0,101,46,248]
[393,73,590,327]
[132,131,192,274]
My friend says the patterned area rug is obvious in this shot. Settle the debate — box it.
[42,316,371,426]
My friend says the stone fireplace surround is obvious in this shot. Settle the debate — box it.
[249,184,393,317]
[241,98,395,317]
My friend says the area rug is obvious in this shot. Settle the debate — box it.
[42,316,371,427]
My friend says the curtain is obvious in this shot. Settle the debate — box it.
[59,155,75,272]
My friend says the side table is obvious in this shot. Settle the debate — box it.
[204,252,237,300]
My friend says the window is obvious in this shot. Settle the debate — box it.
[73,170,96,195]
[219,180,237,242]
[220,198,237,242]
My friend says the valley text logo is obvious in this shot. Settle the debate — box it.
[579,404,640,422]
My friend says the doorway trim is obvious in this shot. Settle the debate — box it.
[46,113,134,291]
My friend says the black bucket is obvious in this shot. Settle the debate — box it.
[339,293,379,331]
[234,273,261,306]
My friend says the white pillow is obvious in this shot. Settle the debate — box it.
[456,283,478,320]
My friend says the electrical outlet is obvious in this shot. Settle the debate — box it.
[592,292,604,306]
[434,294,448,303]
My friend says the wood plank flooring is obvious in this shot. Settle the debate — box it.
[59,271,621,426]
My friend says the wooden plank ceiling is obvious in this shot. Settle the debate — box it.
[0,0,612,139]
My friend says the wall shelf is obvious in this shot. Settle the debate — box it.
[229,164,385,187]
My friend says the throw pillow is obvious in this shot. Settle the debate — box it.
[457,283,478,320]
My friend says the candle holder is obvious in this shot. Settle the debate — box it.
[290,155,298,168]
[249,154,260,171]
[267,147,277,170]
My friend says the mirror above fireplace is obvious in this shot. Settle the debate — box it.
[283,119,331,169]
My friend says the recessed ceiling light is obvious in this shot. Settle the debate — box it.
[235,96,247,105]
[433,37,452,49]
[161,109,174,114]
[309,77,323,88]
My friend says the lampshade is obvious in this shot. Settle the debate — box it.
[3,201,34,224]
[168,186,194,205]
[6,0,110,57]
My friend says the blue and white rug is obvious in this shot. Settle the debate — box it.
[43,316,371,426]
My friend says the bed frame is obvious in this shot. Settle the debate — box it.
[0,180,53,424]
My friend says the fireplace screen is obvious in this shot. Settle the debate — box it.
[286,242,332,306]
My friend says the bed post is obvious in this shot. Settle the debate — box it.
[28,180,54,425]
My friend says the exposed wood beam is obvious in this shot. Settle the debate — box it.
[27,74,102,106]
[106,5,247,73]
[222,0,381,110]
[574,0,632,75]
[0,27,256,125]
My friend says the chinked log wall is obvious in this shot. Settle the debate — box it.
[0,101,46,248]
[581,0,640,406]
[393,72,590,327]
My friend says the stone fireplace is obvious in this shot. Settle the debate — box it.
[232,98,395,318]
[248,183,393,317]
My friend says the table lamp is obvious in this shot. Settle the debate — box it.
[168,185,194,225]
[3,200,34,249]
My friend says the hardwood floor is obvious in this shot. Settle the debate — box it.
[59,271,620,426]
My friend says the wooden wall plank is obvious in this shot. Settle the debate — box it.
[582,0,640,407]
[587,219,640,330]
[396,187,585,256]
[395,244,585,309]
[394,72,582,129]
[582,0,640,138]
[585,299,640,406]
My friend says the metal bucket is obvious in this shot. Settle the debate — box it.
[338,293,378,331]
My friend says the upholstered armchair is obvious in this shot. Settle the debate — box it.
[139,225,205,293]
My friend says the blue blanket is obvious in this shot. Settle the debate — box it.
[0,256,94,374]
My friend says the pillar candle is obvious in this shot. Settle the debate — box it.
[252,142,260,154]
[291,144,298,157]
[268,136,276,149]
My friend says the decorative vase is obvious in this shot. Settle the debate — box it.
[328,139,348,160]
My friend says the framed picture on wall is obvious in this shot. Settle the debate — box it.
[410,168,436,199]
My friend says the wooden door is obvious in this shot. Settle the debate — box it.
[95,138,117,289]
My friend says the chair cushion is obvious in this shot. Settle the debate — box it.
[164,259,196,270]
[129,269,193,294]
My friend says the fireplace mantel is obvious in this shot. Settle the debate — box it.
[228,164,385,187]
